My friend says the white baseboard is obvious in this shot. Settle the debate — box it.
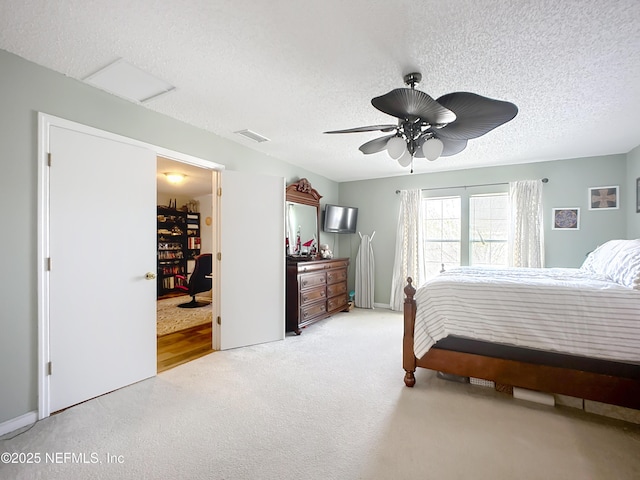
[373,302,392,309]
[0,411,38,437]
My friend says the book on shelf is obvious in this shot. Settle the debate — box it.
[187,237,201,249]
[161,264,185,275]
[158,251,184,260]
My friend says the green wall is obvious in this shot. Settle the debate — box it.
[1,47,638,426]
[338,154,634,306]
[627,145,640,238]
[0,50,339,425]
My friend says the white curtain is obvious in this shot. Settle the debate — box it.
[509,179,545,267]
[390,189,425,311]
[355,232,375,309]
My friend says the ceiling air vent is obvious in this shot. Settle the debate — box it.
[234,129,270,143]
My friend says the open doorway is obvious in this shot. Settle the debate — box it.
[156,156,215,372]
[38,113,283,420]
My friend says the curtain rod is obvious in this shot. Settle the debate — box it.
[395,178,548,194]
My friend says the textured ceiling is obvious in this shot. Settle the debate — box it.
[1,0,639,182]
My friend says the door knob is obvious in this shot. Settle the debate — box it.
[145,272,157,280]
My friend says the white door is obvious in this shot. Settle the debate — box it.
[219,170,285,349]
[48,126,157,413]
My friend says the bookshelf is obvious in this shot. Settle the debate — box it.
[157,207,201,297]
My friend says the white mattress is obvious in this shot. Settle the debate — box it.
[413,267,640,364]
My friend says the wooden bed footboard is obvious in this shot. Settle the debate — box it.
[402,278,640,410]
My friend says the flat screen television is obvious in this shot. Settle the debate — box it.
[323,204,358,234]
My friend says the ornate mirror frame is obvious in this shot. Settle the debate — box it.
[285,178,322,258]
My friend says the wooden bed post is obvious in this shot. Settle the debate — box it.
[403,277,417,387]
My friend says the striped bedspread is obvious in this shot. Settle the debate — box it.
[413,267,640,364]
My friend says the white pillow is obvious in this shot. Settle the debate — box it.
[581,239,640,289]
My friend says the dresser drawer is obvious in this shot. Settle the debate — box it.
[326,281,347,298]
[326,267,347,285]
[300,285,326,306]
[327,293,348,312]
[300,301,327,321]
[325,260,349,270]
[297,262,328,273]
[299,272,326,289]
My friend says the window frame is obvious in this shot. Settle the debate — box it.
[468,192,509,267]
[422,195,462,277]
[421,184,509,275]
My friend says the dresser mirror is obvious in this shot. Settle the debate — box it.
[285,178,321,257]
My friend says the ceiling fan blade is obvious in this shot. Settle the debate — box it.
[324,124,397,134]
[439,137,468,157]
[435,92,518,140]
[414,135,467,158]
[358,134,394,154]
[371,88,456,124]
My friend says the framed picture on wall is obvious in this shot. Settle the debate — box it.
[552,208,580,230]
[588,185,619,210]
[637,178,640,213]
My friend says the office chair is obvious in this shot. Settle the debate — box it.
[176,253,213,308]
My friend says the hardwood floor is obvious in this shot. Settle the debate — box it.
[157,322,214,373]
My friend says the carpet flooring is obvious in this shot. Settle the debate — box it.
[156,294,212,336]
[2,309,639,480]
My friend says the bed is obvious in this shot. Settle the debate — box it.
[402,239,640,410]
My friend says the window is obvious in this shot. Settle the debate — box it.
[422,191,509,279]
[422,196,461,278]
[469,193,508,267]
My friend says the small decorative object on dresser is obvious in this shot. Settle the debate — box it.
[319,243,333,259]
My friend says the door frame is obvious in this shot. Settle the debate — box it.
[37,113,224,419]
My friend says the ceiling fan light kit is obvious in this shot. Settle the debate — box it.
[422,137,444,161]
[397,149,413,168]
[325,72,518,172]
[386,136,407,159]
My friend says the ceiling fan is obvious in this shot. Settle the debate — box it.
[324,72,518,170]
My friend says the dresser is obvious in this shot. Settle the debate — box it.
[286,257,350,334]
